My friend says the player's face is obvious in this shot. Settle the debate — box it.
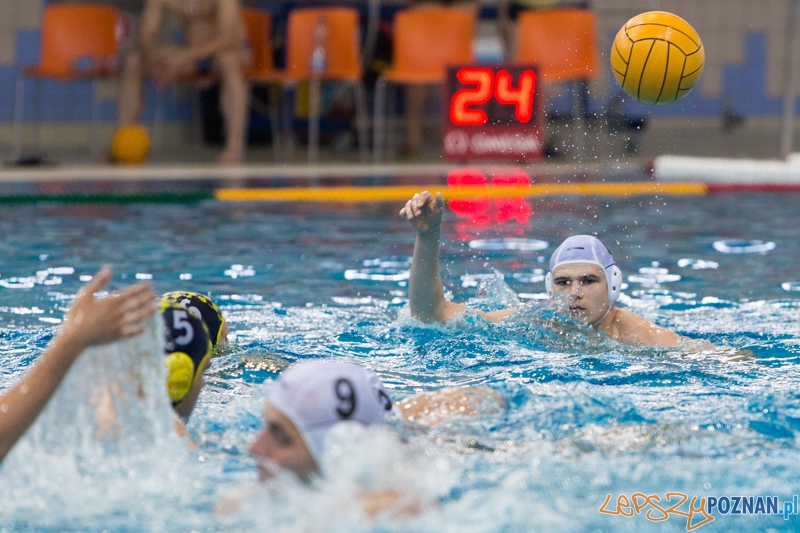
[551,263,609,326]
[249,403,317,480]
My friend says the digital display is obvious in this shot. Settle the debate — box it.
[443,65,543,161]
[449,67,536,125]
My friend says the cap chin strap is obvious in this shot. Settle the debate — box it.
[591,306,613,328]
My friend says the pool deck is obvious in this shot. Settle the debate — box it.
[2,116,800,201]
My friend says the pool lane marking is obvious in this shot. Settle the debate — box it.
[214,182,708,202]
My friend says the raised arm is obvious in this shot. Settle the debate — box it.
[401,191,516,325]
[0,267,156,461]
[400,191,466,323]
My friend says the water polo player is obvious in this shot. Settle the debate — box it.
[161,291,228,347]
[248,360,394,480]
[160,301,213,421]
[0,267,156,462]
[248,360,505,480]
[90,301,212,441]
[400,190,682,347]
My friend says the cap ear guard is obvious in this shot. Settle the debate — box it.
[160,302,212,407]
[607,265,622,306]
[166,351,195,404]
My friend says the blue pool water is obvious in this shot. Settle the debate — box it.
[1,192,800,532]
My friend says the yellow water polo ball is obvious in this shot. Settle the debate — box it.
[610,11,705,105]
[110,124,151,164]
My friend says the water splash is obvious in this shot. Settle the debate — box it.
[0,317,209,529]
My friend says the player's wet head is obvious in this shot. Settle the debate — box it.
[250,360,394,478]
[546,235,622,310]
[160,301,212,410]
[161,291,227,346]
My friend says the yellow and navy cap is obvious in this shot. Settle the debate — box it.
[160,301,213,407]
[160,291,226,347]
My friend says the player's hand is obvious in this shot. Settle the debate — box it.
[151,46,189,87]
[59,266,157,354]
[399,191,444,236]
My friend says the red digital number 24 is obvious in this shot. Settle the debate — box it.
[450,68,536,126]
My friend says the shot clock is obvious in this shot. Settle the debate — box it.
[443,65,543,161]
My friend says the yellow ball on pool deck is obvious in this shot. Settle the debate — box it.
[610,11,705,105]
[110,125,151,164]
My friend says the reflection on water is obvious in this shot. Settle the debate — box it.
[0,194,800,531]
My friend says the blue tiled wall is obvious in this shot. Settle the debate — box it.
[1,28,191,124]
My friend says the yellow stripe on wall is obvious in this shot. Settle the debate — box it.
[214,182,708,202]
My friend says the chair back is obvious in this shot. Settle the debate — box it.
[39,4,119,76]
[284,7,361,81]
[391,7,475,80]
[241,8,274,74]
[516,8,598,83]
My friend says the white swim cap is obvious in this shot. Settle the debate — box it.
[545,235,622,308]
[267,360,394,466]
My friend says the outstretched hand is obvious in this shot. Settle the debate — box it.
[60,266,157,353]
[399,191,444,236]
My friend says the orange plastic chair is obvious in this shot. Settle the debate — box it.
[242,8,275,77]
[516,8,598,83]
[274,7,369,162]
[241,8,282,159]
[372,7,476,161]
[515,8,598,154]
[11,4,120,161]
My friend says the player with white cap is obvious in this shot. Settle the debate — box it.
[248,359,394,480]
[399,190,681,347]
[248,359,505,481]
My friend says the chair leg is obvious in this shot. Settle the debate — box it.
[572,82,586,158]
[153,87,164,158]
[11,75,25,162]
[33,79,41,155]
[372,78,387,163]
[191,89,203,156]
[308,78,321,164]
[250,84,283,162]
[281,85,294,161]
[268,85,282,162]
[387,83,398,159]
[90,80,100,160]
[354,83,369,162]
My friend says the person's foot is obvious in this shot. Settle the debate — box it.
[216,146,244,165]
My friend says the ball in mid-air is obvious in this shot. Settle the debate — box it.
[610,11,705,105]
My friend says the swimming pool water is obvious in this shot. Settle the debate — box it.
[1,192,800,532]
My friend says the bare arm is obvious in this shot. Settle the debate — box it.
[180,0,246,62]
[0,267,156,461]
[401,191,514,324]
[401,191,466,323]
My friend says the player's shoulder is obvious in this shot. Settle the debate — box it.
[614,308,680,347]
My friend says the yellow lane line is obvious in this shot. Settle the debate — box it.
[214,182,708,202]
